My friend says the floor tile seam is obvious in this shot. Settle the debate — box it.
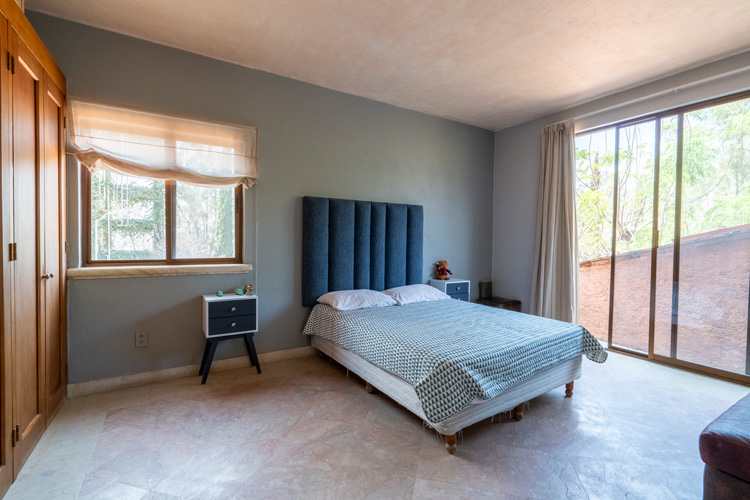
[663,473,699,500]
[27,443,99,470]
[357,420,434,446]
[617,432,687,465]
[315,385,374,399]
[563,448,650,466]
[340,452,422,477]
[328,469,417,495]
[566,450,679,499]
[415,458,503,492]
[107,470,170,493]
[564,450,600,500]
[555,453,592,500]
[6,478,85,500]
[412,477,507,497]
[258,418,305,450]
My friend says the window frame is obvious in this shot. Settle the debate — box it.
[82,168,243,266]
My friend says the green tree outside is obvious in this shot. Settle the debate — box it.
[576,98,750,262]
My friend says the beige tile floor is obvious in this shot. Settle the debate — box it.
[5,352,749,500]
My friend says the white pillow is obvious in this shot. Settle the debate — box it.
[317,289,397,311]
[382,284,451,306]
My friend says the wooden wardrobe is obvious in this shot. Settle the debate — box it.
[0,1,67,496]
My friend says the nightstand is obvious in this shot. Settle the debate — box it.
[475,296,522,312]
[200,294,260,384]
[429,279,470,302]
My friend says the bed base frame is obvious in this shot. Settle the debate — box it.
[397,381,573,453]
[312,336,580,454]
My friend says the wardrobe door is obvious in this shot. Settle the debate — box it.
[0,10,12,498]
[10,29,45,474]
[42,76,65,419]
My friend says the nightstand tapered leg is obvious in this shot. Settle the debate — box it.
[201,340,219,384]
[199,339,211,376]
[243,334,256,367]
[243,333,261,374]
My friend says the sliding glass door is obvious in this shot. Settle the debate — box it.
[610,121,656,353]
[653,116,679,359]
[660,101,750,376]
[576,91,750,382]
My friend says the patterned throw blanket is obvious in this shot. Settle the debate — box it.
[304,299,606,424]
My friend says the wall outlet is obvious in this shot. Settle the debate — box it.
[135,331,148,348]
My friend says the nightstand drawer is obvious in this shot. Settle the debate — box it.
[449,292,469,302]
[446,282,468,295]
[209,300,256,319]
[208,315,257,336]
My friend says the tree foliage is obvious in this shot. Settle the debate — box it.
[576,98,750,262]
[91,171,236,261]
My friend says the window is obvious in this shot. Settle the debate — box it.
[85,171,240,263]
[71,101,257,265]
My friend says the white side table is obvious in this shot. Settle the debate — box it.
[200,294,259,383]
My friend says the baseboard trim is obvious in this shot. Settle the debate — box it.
[67,345,316,398]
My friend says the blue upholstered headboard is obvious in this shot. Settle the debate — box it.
[302,196,423,307]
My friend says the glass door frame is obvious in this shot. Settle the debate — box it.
[579,89,750,385]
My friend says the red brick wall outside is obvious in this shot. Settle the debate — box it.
[579,225,750,374]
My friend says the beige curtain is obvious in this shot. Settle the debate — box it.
[69,100,258,188]
[530,120,579,323]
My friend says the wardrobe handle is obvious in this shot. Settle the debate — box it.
[41,273,54,279]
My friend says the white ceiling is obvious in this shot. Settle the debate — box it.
[26,0,750,131]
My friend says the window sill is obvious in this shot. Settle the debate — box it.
[66,263,253,280]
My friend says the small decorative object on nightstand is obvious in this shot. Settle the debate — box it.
[429,278,470,302]
[475,296,522,312]
[434,260,453,280]
[200,294,260,384]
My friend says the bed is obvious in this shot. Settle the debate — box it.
[301,196,606,453]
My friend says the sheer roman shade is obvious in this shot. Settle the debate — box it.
[69,100,258,188]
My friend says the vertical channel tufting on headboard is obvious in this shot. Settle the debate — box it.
[406,205,424,285]
[384,204,407,290]
[328,199,356,292]
[369,202,386,291]
[302,197,330,305]
[353,201,372,289]
[302,196,423,307]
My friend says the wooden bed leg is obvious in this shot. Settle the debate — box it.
[565,381,574,398]
[444,433,457,454]
[513,402,526,421]
[365,382,375,393]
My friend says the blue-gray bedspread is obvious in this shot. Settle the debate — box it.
[303,299,606,424]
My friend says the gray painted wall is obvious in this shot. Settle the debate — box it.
[492,51,750,313]
[28,13,495,384]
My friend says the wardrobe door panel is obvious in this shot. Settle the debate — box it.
[42,78,64,418]
[0,10,11,498]
[11,30,45,473]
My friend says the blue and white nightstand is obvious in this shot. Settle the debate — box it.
[200,294,260,384]
[429,279,470,302]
